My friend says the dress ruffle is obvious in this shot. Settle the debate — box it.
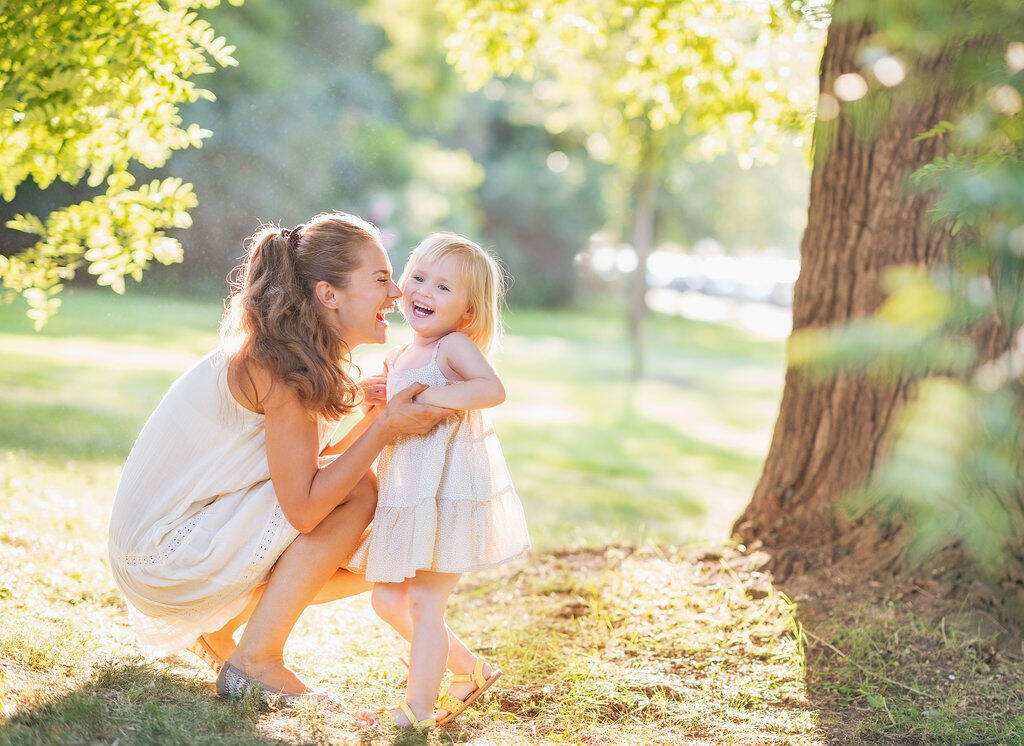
[348,484,531,582]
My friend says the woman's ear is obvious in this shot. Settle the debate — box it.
[315,280,339,310]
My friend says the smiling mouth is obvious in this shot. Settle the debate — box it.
[376,304,395,323]
[411,303,434,318]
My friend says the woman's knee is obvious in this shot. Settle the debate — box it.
[371,583,408,621]
[301,479,376,556]
[345,472,377,521]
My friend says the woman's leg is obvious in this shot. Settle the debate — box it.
[225,473,376,693]
[204,567,373,662]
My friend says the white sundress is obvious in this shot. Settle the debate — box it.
[107,348,336,656]
[348,338,531,583]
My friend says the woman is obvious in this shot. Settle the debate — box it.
[108,212,448,701]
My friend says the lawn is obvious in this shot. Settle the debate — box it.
[0,287,784,548]
[1,288,1021,745]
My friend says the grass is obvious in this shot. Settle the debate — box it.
[1,288,1021,744]
[0,287,783,548]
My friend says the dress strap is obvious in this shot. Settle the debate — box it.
[430,336,447,364]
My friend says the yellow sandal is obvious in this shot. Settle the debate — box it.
[375,701,436,730]
[435,659,502,727]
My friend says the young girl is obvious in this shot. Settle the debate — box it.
[349,232,531,729]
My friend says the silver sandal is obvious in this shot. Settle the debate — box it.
[216,661,340,708]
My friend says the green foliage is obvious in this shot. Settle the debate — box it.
[794,0,1024,581]
[363,0,612,304]
[851,379,1024,572]
[438,0,822,170]
[0,0,238,327]
[432,0,821,325]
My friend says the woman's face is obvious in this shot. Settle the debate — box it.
[322,241,401,347]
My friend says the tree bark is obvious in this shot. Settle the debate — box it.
[732,13,998,572]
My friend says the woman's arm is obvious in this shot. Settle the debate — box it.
[262,373,447,533]
[414,332,506,410]
[319,405,381,458]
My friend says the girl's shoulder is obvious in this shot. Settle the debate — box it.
[436,331,478,358]
[435,332,495,380]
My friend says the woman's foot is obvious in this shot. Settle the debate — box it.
[201,629,237,664]
[436,658,497,722]
[224,652,309,694]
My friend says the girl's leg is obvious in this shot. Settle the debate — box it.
[376,576,495,722]
[370,580,411,626]
[404,571,462,721]
[370,582,480,680]
[226,473,377,693]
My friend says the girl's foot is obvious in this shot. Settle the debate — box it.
[436,658,499,723]
[357,702,435,729]
[225,652,309,694]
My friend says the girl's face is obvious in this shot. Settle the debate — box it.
[401,255,474,340]
[323,241,401,346]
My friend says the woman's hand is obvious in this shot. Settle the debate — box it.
[377,382,450,439]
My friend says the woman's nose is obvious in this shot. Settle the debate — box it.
[388,281,401,299]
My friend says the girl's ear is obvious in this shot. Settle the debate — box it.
[315,280,339,310]
[456,304,474,334]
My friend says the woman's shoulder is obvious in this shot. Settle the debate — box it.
[225,354,271,415]
[225,353,305,416]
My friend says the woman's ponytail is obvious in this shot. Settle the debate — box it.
[220,213,381,420]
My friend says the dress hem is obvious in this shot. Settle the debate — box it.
[348,544,531,584]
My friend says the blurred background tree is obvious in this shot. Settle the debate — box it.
[438,0,821,376]
[0,0,240,327]
[733,0,1024,621]
[1,0,815,315]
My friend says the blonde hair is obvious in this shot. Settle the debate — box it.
[400,232,506,355]
[220,211,382,420]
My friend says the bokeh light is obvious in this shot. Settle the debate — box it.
[872,56,905,87]
[834,73,868,101]
[546,151,569,173]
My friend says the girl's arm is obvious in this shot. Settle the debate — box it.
[320,346,400,457]
[258,366,448,533]
[414,332,505,410]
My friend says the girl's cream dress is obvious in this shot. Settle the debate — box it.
[108,349,335,655]
[348,338,531,583]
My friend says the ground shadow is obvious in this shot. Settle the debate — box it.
[771,567,1024,744]
[0,662,281,745]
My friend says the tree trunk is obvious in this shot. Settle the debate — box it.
[629,134,656,380]
[732,13,998,573]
